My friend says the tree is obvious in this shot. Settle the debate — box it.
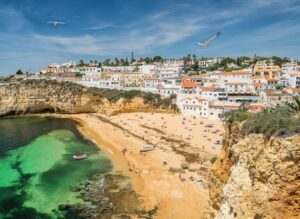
[153,56,162,62]
[187,54,191,62]
[120,58,125,65]
[16,69,23,75]
[192,54,197,63]
[98,62,102,67]
[124,58,129,66]
[79,60,85,66]
[103,58,110,66]
[75,72,83,77]
[114,58,119,66]
[237,56,241,66]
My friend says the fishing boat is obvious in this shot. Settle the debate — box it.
[72,153,88,160]
[140,145,154,152]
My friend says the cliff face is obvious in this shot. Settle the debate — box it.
[0,80,172,116]
[208,123,300,219]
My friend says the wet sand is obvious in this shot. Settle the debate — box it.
[62,112,223,219]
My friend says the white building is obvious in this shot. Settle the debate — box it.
[102,66,136,72]
[139,64,156,74]
[281,62,297,74]
[80,67,102,82]
[144,77,160,88]
[98,73,124,88]
[199,87,227,101]
[180,97,209,117]
[61,61,76,68]
[198,58,222,68]
[209,71,252,83]
[207,101,240,120]
[259,90,293,107]
[155,61,183,79]
[180,97,240,120]
[224,80,251,94]
[288,73,300,88]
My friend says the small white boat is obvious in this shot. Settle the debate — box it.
[140,145,154,152]
[72,153,88,160]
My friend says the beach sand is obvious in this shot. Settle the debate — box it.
[64,112,223,219]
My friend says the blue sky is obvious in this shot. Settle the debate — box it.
[0,0,300,75]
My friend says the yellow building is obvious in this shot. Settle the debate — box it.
[123,72,145,87]
[253,65,281,78]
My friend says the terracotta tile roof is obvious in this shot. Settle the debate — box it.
[181,81,198,88]
[195,97,208,102]
[285,88,300,91]
[252,82,264,86]
[249,104,265,110]
[265,77,278,82]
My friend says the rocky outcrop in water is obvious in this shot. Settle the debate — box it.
[0,80,176,117]
[206,123,300,219]
[63,174,158,219]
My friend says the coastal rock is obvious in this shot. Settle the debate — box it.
[68,173,158,219]
[205,122,300,219]
[0,80,176,117]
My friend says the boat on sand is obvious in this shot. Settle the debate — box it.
[73,153,88,160]
[140,145,154,152]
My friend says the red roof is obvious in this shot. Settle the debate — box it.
[265,77,278,82]
[195,97,208,102]
[249,104,265,110]
[181,81,198,88]
[252,82,264,86]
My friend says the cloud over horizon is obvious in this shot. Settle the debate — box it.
[0,0,300,74]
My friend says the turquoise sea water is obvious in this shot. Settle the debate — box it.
[0,117,112,218]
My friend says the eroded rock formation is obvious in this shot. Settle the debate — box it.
[0,80,175,116]
[207,123,300,219]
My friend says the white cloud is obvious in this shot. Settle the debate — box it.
[86,23,113,30]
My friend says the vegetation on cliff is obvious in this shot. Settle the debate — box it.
[89,87,177,110]
[1,80,177,115]
[225,98,300,138]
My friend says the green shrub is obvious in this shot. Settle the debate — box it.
[240,106,300,138]
[210,156,218,164]
[225,109,250,123]
[226,99,300,138]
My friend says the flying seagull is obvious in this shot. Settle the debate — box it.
[47,21,66,26]
[196,32,220,48]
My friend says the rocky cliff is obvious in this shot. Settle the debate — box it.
[207,122,300,219]
[0,80,176,116]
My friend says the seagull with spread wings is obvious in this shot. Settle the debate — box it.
[196,32,220,48]
[47,21,66,26]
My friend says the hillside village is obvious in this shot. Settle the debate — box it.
[5,56,300,120]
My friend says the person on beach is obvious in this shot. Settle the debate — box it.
[121,148,127,155]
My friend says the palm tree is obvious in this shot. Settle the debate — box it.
[114,58,119,66]
[192,54,196,63]
[79,60,85,66]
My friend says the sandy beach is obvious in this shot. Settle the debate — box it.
[64,112,223,219]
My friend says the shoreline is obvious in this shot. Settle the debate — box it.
[4,112,223,219]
